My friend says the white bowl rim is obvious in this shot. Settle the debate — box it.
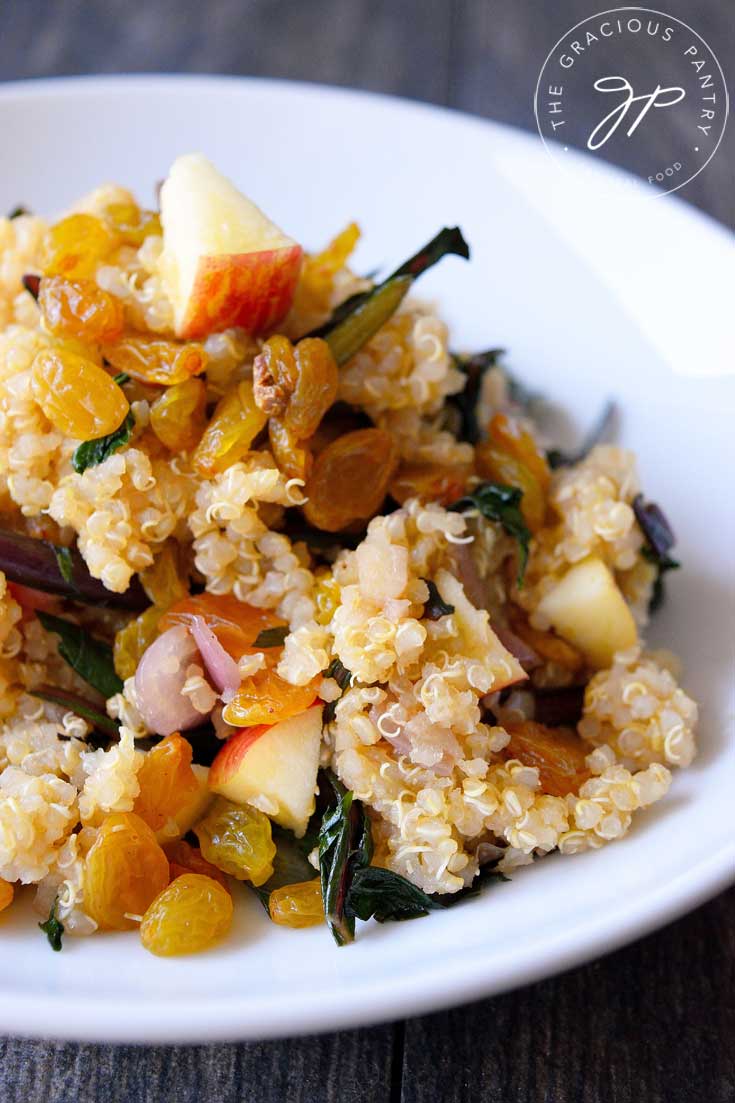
[0,73,732,1043]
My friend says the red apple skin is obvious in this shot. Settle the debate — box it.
[178,244,303,339]
[209,699,322,792]
[209,724,270,789]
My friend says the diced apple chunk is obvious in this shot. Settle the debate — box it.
[536,556,637,669]
[158,153,302,339]
[209,706,322,837]
[434,568,527,691]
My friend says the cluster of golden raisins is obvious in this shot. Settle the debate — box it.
[28,200,555,545]
[72,729,324,957]
[28,204,212,449]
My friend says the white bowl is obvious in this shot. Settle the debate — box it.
[0,75,733,1043]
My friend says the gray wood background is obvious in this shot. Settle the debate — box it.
[0,2,732,1100]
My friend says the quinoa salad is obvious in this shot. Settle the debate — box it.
[0,155,697,955]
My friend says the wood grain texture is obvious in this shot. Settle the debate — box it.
[0,2,732,1100]
[0,1022,397,1103]
[401,884,735,1103]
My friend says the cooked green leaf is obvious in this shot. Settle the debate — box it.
[547,400,616,468]
[253,625,289,648]
[450,482,531,585]
[322,658,351,723]
[390,226,470,280]
[642,547,680,613]
[37,612,122,699]
[634,494,679,613]
[316,227,470,364]
[324,658,351,690]
[0,529,147,610]
[633,494,676,559]
[318,774,509,940]
[72,410,135,474]
[448,348,505,444]
[421,578,455,621]
[319,772,372,945]
[8,205,30,219]
[346,865,444,923]
[112,372,130,387]
[346,862,508,922]
[38,900,64,952]
[53,546,74,584]
[325,276,412,366]
[30,684,120,738]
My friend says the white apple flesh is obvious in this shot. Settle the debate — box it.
[158,153,302,339]
[209,705,323,837]
[536,556,637,668]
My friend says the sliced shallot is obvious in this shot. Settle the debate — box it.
[189,615,242,702]
[493,624,540,671]
[135,624,209,735]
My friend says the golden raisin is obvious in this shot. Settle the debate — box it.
[30,348,130,440]
[253,334,297,417]
[284,338,338,439]
[195,798,276,886]
[114,604,162,680]
[193,380,267,477]
[114,545,188,680]
[140,542,189,608]
[161,592,282,661]
[303,428,399,532]
[503,721,591,797]
[102,202,161,247]
[83,812,170,930]
[104,334,207,386]
[164,839,230,892]
[268,879,323,928]
[0,879,14,913]
[475,443,546,532]
[41,213,117,279]
[38,276,125,343]
[288,224,361,329]
[223,668,318,728]
[390,462,472,507]
[134,734,202,838]
[255,336,338,476]
[489,413,551,491]
[150,377,207,452]
[296,223,360,318]
[269,416,312,481]
[140,873,233,956]
[313,570,341,626]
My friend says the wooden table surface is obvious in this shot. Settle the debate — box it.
[0,2,732,1100]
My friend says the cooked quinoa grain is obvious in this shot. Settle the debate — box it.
[0,161,699,951]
